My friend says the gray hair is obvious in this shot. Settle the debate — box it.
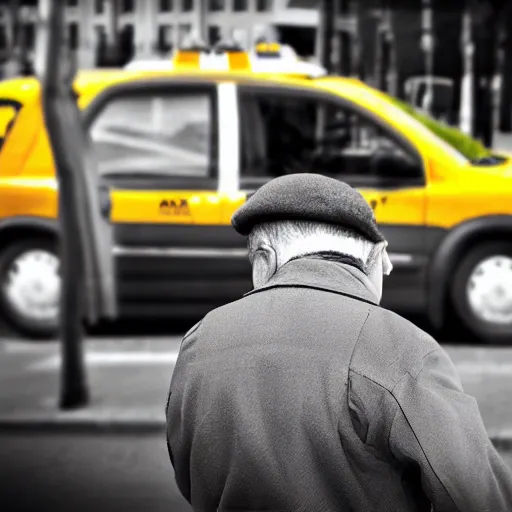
[247,220,375,273]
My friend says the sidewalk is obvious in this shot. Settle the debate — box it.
[1,338,512,450]
[0,338,178,434]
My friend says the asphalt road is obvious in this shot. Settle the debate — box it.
[1,329,512,512]
[0,431,510,512]
[0,432,191,512]
[0,434,512,512]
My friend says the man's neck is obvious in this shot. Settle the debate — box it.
[287,252,366,274]
[246,256,381,306]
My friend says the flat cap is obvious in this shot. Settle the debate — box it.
[231,173,385,243]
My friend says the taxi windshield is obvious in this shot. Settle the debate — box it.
[381,93,497,164]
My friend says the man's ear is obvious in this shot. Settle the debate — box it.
[251,245,277,288]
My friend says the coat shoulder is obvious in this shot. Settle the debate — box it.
[183,319,203,340]
[350,306,441,391]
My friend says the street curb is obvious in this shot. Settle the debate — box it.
[0,413,166,435]
[0,415,512,449]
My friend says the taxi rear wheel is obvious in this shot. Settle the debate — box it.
[451,242,512,344]
[0,238,60,339]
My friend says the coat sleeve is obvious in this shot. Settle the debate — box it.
[165,320,203,505]
[388,347,512,512]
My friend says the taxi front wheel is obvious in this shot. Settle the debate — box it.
[451,242,512,344]
[0,238,60,339]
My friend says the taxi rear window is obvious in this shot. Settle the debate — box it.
[0,99,23,149]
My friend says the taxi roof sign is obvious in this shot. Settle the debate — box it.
[254,41,282,58]
[212,41,245,54]
[212,41,251,70]
[124,42,327,78]
[172,50,201,69]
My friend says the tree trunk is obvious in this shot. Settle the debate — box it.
[432,0,464,125]
[471,0,498,147]
[104,0,120,66]
[317,0,337,73]
[338,0,351,76]
[390,1,423,100]
[3,0,22,79]
[356,0,380,85]
[375,0,391,92]
[498,1,512,132]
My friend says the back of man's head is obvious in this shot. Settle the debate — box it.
[248,220,374,272]
[231,174,392,299]
[247,219,390,297]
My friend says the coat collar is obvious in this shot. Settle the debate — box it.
[243,257,380,306]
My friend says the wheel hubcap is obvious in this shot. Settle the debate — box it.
[467,255,512,325]
[2,249,60,322]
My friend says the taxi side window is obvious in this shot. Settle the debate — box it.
[239,89,423,189]
[89,90,215,178]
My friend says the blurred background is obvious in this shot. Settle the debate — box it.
[1,1,512,511]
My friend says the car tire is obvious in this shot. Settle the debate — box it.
[0,238,60,339]
[451,242,512,344]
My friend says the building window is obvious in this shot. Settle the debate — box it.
[121,0,134,13]
[90,90,216,178]
[256,0,271,11]
[0,27,6,50]
[181,0,193,12]
[233,0,248,11]
[22,23,35,50]
[94,25,106,44]
[68,22,79,50]
[208,0,225,11]
[119,24,135,65]
[287,0,316,6]
[178,23,192,44]
[157,25,174,53]
[95,25,106,40]
[208,25,221,46]
[159,0,173,11]
[94,25,108,66]
[67,0,78,6]
[95,0,104,14]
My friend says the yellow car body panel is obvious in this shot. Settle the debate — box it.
[0,68,511,229]
[0,177,57,221]
[358,186,426,227]
[1,62,512,339]
[110,190,224,225]
[426,167,512,229]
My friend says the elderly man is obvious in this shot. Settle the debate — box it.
[166,174,512,512]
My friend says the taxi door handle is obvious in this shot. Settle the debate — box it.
[98,184,112,219]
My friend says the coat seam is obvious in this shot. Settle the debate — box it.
[405,348,442,381]
[245,283,380,308]
[344,309,371,439]
[349,367,461,512]
[387,390,461,512]
[180,319,203,351]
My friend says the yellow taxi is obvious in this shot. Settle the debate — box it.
[0,41,512,343]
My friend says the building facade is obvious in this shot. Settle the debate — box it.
[0,0,321,70]
[0,0,505,142]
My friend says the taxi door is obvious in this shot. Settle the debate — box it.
[83,79,239,319]
[224,83,429,313]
